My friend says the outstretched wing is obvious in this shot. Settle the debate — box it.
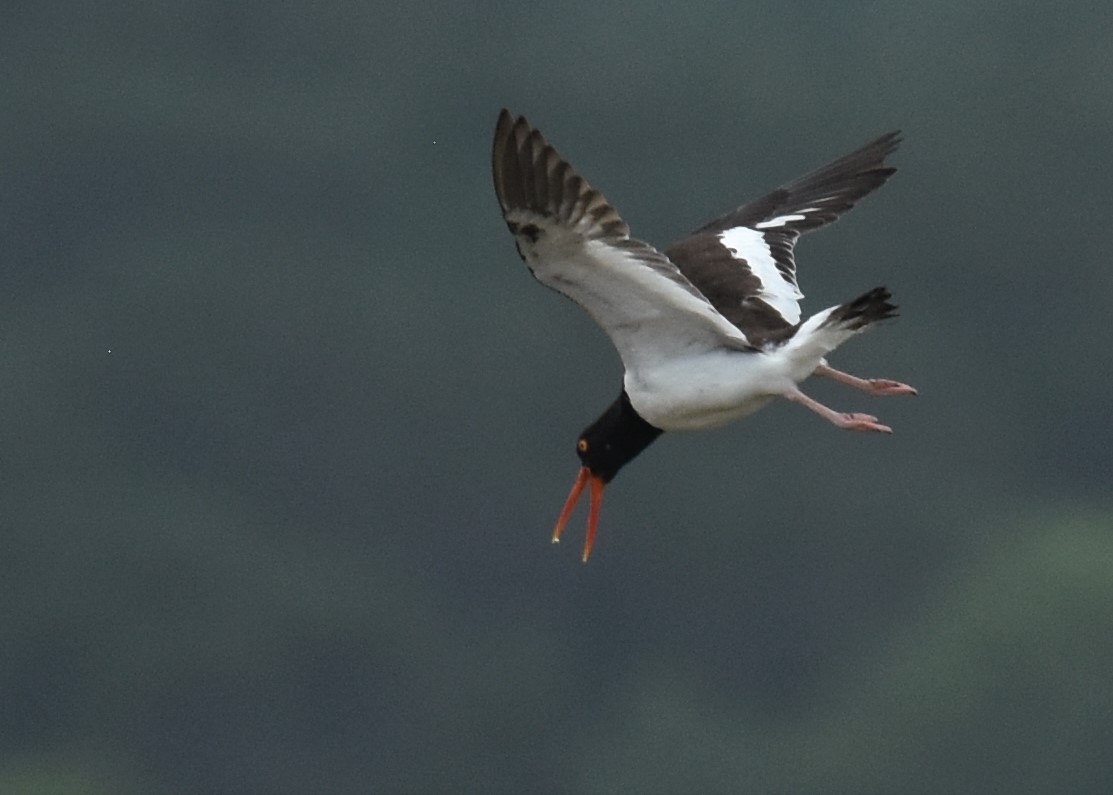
[492,110,753,372]
[665,131,901,345]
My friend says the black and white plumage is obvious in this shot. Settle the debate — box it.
[492,109,916,561]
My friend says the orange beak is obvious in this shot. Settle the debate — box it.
[551,466,607,562]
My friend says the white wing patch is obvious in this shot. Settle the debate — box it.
[718,226,804,324]
[753,207,823,229]
[754,214,805,229]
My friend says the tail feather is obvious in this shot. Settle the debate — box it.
[822,286,898,331]
[782,287,897,368]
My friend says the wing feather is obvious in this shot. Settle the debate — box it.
[666,132,901,345]
[492,110,753,371]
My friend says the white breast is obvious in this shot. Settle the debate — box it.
[623,349,788,431]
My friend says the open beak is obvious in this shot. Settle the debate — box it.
[551,466,606,562]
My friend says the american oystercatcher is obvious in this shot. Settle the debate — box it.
[492,110,915,561]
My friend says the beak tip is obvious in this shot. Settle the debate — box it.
[552,466,606,563]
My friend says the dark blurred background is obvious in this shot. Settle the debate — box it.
[3,2,1112,793]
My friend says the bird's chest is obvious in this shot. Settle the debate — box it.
[623,351,782,431]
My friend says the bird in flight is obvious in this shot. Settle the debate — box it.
[491,110,916,562]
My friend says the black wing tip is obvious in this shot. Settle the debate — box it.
[493,108,513,147]
[492,109,550,218]
[688,128,905,238]
[875,129,903,147]
[491,109,631,243]
[851,130,903,181]
[495,108,519,128]
[494,109,535,144]
[818,129,904,181]
[858,130,903,162]
[862,130,903,173]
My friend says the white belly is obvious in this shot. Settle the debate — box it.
[624,348,798,431]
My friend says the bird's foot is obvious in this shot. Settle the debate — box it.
[784,388,896,434]
[860,378,918,397]
[815,364,918,396]
[831,412,893,433]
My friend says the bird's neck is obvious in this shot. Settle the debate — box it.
[582,391,664,482]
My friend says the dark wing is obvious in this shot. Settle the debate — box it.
[665,131,901,345]
[492,110,753,372]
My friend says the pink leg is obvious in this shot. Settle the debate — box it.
[815,363,918,396]
[784,388,893,433]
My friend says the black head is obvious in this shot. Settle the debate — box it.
[576,391,663,483]
[551,391,663,561]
